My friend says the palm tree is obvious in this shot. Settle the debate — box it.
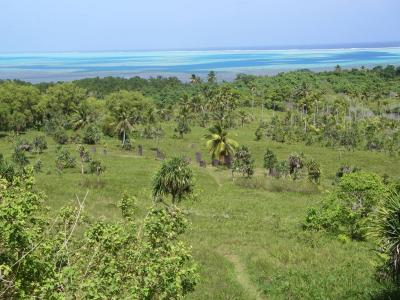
[205,124,238,165]
[71,101,96,130]
[113,111,133,147]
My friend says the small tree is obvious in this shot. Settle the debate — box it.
[118,191,136,220]
[82,124,102,145]
[12,148,29,167]
[174,116,191,138]
[306,159,321,184]
[288,153,304,180]
[263,149,278,176]
[89,159,106,179]
[55,148,76,170]
[77,144,91,174]
[372,194,400,285]
[152,157,194,205]
[232,146,254,178]
[53,127,69,145]
[32,135,48,154]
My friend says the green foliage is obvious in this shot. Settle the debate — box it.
[118,191,136,219]
[288,153,305,180]
[232,145,255,178]
[304,172,389,240]
[55,147,76,170]
[205,123,238,164]
[174,116,191,138]
[306,159,321,184]
[0,153,15,181]
[89,159,106,176]
[82,124,102,144]
[53,127,69,145]
[33,159,43,173]
[12,147,29,167]
[32,135,48,154]
[0,170,198,299]
[263,148,278,176]
[371,194,400,285]
[153,157,194,204]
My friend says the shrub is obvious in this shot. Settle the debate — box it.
[288,153,305,180]
[0,154,15,181]
[32,135,48,154]
[89,159,106,176]
[304,172,389,240]
[232,146,255,178]
[0,169,198,299]
[82,124,102,144]
[12,148,29,167]
[306,159,321,184]
[153,157,194,204]
[118,191,136,219]
[53,127,69,144]
[263,148,278,176]
[55,148,76,170]
[33,159,43,173]
[372,194,400,285]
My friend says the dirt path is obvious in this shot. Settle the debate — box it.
[218,250,267,300]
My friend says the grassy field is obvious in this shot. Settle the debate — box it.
[1,110,399,299]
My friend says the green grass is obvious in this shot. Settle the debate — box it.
[1,111,399,299]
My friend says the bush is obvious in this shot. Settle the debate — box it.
[12,148,29,167]
[89,159,106,176]
[232,146,254,178]
[306,159,321,184]
[55,148,76,170]
[304,172,389,240]
[32,135,48,154]
[53,127,69,144]
[33,159,43,173]
[263,148,278,176]
[372,194,400,285]
[82,124,102,144]
[288,153,305,180]
[0,154,15,181]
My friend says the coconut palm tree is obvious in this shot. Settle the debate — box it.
[205,124,238,165]
[113,111,133,147]
[71,102,93,130]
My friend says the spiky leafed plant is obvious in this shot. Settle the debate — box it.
[372,194,400,285]
[152,157,194,205]
[204,123,238,165]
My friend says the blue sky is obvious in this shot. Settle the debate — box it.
[1,0,399,52]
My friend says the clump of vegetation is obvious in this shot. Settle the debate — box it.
[371,194,400,285]
[288,153,305,180]
[12,147,29,167]
[153,157,194,204]
[304,172,389,240]
[82,124,102,144]
[306,159,321,184]
[33,159,43,173]
[32,135,48,154]
[0,168,198,299]
[53,127,69,144]
[118,191,137,219]
[55,147,76,170]
[205,124,238,166]
[232,145,254,178]
[263,148,278,176]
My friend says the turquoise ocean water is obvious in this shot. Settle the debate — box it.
[1,47,400,82]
